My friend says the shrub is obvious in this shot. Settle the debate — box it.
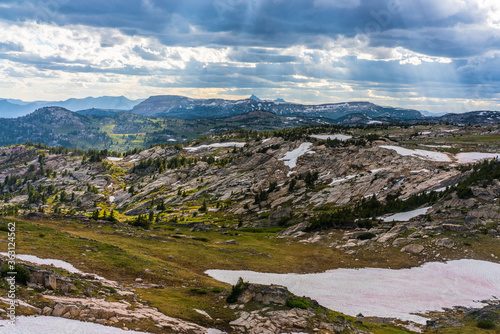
[259,212,271,219]
[190,288,208,295]
[456,185,473,199]
[130,214,151,229]
[357,232,376,240]
[104,286,117,293]
[0,225,9,232]
[1,264,31,285]
[226,277,248,303]
[211,287,223,293]
[286,298,310,309]
[477,320,496,329]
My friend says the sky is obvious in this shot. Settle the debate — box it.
[0,0,499,113]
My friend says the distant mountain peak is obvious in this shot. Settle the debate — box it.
[29,106,72,116]
[274,98,285,102]
[249,94,261,101]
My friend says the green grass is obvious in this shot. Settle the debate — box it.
[2,214,498,333]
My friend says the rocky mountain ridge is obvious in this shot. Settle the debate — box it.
[131,95,424,120]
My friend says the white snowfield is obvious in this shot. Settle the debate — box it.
[106,157,123,161]
[310,134,352,141]
[422,144,452,148]
[379,145,451,162]
[0,253,104,279]
[206,259,500,324]
[380,145,500,164]
[455,152,500,164]
[279,142,315,170]
[184,142,246,152]
[380,206,431,222]
[0,316,149,334]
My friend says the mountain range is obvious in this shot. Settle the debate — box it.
[130,95,424,120]
[2,94,499,124]
[0,96,144,118]
[1,94,424,120]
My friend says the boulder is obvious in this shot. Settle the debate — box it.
[401,244,424,254]
[278,222,311,238]
[442,224,466,232]
[435,238,455,249]
[268,207,292,226]
[189,222,212,232]
[238,284,289,306]
[467,309,500,323]
[61,282,77,293]
[42,307,53,316]
[44,273,58,290]
[377,224,407,243]
[392,238,411,247]
[52,304,73,317]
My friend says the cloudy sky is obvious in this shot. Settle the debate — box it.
[0,0,499,113]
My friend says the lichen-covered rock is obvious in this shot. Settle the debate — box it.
[401,244,424,254]
[435,238,455,249]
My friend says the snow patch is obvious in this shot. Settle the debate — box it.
[279,142,315,170]
[455,152,500,164]
[206,259,500,325]
[0,316,149,334]
[319,171,331,179]
[194,309,212,319]
[380,206,431,222]
[382,145,499,164]
[0,253,104,279]
[370,168,385,173]
[106,157,123,162]
[109,196,115,203]
[422,144,452,148]
[380,145,451,162]
[410,169,430,173]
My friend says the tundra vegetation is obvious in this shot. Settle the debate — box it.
[0,120,499,333]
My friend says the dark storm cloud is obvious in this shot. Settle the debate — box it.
[1,0,497,55]
[0,0,499,111]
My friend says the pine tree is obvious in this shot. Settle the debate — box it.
[199,200,207,212]
[91,210,99,220]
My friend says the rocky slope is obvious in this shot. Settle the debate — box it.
[0,123,499,333]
